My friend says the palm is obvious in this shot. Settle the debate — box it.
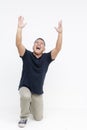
[18,16,26,28]
[55,20,62,33]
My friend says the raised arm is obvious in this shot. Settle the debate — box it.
[51,20,63,59]
[16,16,26,56]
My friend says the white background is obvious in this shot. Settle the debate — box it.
[0,0,87,129]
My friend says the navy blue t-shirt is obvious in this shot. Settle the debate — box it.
[19,49,54,94]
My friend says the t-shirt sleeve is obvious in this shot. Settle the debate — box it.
[20,49,29,60]
[46,51,55,64]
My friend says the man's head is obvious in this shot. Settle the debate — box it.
[33,38,45,56]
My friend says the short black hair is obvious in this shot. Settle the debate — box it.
[34,38,45,46]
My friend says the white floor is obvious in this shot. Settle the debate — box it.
[0,106,87,130]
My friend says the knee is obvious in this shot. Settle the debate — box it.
[34,115,43,121]
[19,87,31,100]
[21,93,31,100]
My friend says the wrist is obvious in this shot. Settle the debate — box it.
[58,31,62,34]
[17,26,23,30]
[18,25,23,29]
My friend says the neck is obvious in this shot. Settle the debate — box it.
[33,52,43,58]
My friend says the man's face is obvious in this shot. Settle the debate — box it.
[33,39,45,55]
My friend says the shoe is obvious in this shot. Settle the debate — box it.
[18,118,27,128]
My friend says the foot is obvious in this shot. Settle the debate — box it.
[18,118,28,128]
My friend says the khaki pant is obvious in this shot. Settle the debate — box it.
[19,87,43,121]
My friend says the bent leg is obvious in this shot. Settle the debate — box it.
[19,87,31,119]
[30,94,43,121]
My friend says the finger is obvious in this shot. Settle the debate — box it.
[54,27,58,32]
[58,19,62,24]
[58,20,62,26]
[59,19,62,23]
[23,22,27,28]
[19,16,24,21]
[54,27,57,30]
[18,16,22,21]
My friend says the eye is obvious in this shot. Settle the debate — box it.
[36,41,38,44]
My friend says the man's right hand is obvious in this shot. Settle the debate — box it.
[16,16,26,57]
[18,16,27,29]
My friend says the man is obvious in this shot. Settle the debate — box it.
[16,16,62,128]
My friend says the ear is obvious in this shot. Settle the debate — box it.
[43,46,45,52]
[32,45,34,51]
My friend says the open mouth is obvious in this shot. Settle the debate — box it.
[36,47,41,50]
